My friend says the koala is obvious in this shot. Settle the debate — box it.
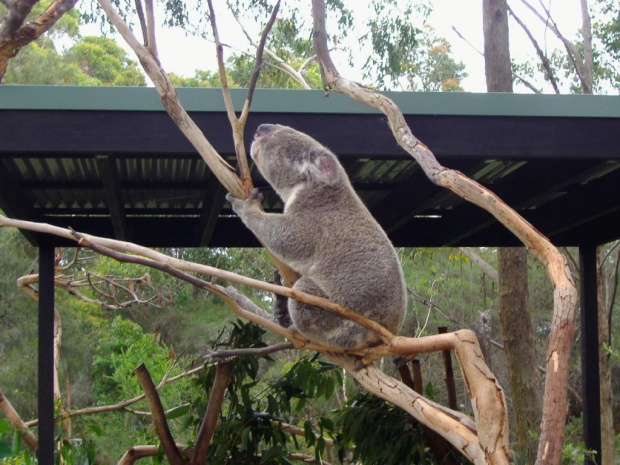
[226,124,406,350]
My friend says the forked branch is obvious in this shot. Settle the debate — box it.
[310,2,576,464]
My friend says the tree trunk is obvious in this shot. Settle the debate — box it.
[483,3,543,463]
[483,0,512,93]
[597,247,614,465]
[498,248,542,464]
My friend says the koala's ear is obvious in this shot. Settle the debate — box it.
[303,152,339,184]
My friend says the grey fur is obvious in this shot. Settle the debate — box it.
[227,124,406,349]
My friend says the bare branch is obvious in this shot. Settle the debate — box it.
[518,0,591,93]
[0,389,38,452]
[507,5,560,93]
[459,247,499,284]
[133,0,148,46]
[228,1,310,89]
[144,0,158,58]
[580,0,593,93]
[96,0,246,197]
[451,25,540,93]
[119,444,192,465]
[241,0,282,118]
[134,364,185,465]
[191,363,231,464]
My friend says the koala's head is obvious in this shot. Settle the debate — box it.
[250,124,343,192]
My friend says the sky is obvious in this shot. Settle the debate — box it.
[84,0,586,93]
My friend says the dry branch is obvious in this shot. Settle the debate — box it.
[96,0,245,197]
[118,444,192,465]
[0,389,38,452]
[507,5,560,94]
[134,363,185,465]
[191,362,231,465]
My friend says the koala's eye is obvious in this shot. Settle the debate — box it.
[255,124,276,139]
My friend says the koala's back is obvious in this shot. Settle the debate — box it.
[285,182,406,348]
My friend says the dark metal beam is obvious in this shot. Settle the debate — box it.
[579,244,602,465]
[0,160,40,244]
[199,177,227,247]
[96,155,126,241]
[38,244,55,465]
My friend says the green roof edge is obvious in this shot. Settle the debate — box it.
[1,85,618,118]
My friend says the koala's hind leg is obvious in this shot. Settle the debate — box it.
[273,271,292,328]
[290,277,377,350]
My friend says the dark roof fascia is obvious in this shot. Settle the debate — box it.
[1,85,619,118]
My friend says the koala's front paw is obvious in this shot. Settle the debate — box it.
[226,189,263,217]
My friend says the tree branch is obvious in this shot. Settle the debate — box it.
[118,444,192,465]
[96,0,246,197]
[191,362,231,465]
[0,0,77,79]
[134,364,185,465]
[518,0,591,93]
[133,0,148,47]
[459,247,499,284]
[0,389,38,452]
[451,25,541,93]
[144,0,158,58]
[507,5,560,93]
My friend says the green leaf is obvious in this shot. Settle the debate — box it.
[0,419,10,434]
[0,441,13,459]
[88,424,103,437]
[165,404,190,420]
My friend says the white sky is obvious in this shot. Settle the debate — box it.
[83,0,585,93]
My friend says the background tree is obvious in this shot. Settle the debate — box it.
[483,2,543,464]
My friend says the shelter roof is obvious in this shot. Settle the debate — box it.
[1,85,619,247]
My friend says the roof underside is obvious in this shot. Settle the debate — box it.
[1,86,619,248]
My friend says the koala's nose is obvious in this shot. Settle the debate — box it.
[255,124,276,139]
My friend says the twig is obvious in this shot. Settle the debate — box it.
[518,0,590,93]
[144,0,158,58]
[242,0,281,118]
[451,25,540,93]
[191,362,231,464]
[133,0,148,46]
[507,5,560,93]
[134,364,184,465]
[206,342,294,359]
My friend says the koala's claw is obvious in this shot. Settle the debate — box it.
[249,188,263,202]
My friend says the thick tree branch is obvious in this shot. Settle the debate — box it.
[118,444,192,465]
[190,363,231,465]
[134,363,185,465]
[143,0,157,58]
[0,389,38,452]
